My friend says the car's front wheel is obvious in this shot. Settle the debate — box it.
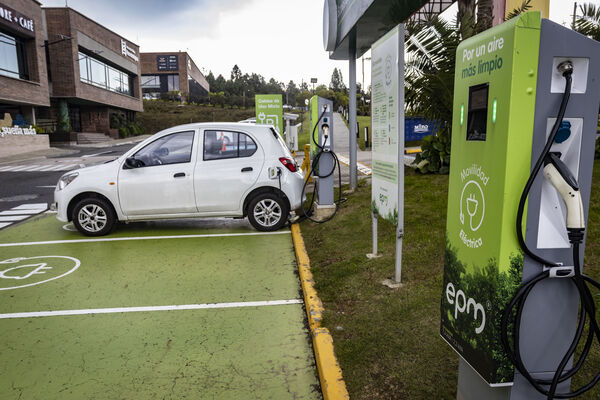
[72,198,116,236]
[247,193,288,231]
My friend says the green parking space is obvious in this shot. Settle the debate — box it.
[0,215,320,399]
[0,213,260,245]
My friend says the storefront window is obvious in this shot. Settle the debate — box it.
[78,55,88,82]
[141,75,160,88]
[108,67,121,92]
[78,51,133,96]
[0,31,28,80]
[89,58,106,87]
[168,74,179,91]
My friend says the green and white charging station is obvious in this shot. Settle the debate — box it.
[440,12,600,399]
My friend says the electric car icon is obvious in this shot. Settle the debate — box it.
[53,122,305,236]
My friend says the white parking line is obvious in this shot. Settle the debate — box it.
[0,210,44,215]
[12,203,47,210]
[0,215,29,222]
[0,230,291,247]
[0,299,303,319]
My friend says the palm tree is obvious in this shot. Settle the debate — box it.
[404,0,531,173]
[573,3,600,41]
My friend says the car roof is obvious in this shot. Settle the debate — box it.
[158,122,274,135]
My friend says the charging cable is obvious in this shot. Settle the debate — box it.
[501,61,600,399]
[299,106,345,223]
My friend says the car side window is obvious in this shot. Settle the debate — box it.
[203,130,257,160]
[134,131,194,167]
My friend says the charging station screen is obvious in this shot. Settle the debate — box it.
[467,83,489,141]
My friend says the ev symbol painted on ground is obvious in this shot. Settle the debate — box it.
[0,256,80,290]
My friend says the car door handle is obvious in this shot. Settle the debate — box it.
[173,172,186,178]
[241,167,253,172]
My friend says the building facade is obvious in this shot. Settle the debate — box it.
[44,7,142,138]
[0,0,50,128]
[140,52,209,103]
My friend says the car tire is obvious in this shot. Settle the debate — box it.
[72,197,116,236]
[247,193,288,232]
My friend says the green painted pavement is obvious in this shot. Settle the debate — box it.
[0,216,320,399]
[0,214,265,244]
[0,235,299,313]
[1,306,319,400]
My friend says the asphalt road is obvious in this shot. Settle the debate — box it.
[0,143,136,214]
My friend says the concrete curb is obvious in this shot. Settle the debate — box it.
[291,223,350,400]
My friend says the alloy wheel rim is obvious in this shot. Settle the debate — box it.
[78,204,107,232]
[254,199,282,227]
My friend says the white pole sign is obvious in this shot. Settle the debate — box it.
[371,24,405,283]
[371,25,401,224]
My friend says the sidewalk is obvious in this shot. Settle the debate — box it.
[333,112,372,165]
[0,135,150,165]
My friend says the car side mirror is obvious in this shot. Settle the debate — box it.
[124,157,143,169]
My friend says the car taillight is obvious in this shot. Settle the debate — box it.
[279,157,297,172]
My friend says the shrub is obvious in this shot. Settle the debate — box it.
[413,130,451,174]
[118,126,129,138]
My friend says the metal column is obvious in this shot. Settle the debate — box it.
[348,29,358,191]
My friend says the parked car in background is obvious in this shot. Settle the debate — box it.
[54,122,304,236]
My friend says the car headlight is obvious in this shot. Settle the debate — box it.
[57,172,79,191]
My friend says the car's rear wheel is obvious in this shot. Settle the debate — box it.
[247,193,288,231]
[72,198,116,236]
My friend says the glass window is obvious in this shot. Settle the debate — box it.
[141,75,160,88]
[0,31,27,80]
[133,131,194,167]
[89,58,107,87]
[122,74,130,95]
[108,67,121,92]
[78,50,133,96]
[78,53,89,82]
[168,74,179,91]
[239,133,257,157]
[203,131,257,160]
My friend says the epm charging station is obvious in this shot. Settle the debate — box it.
[304,95,337,221]
[440,12,600,399]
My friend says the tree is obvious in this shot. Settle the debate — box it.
[573,3,600,41]
[329,68,346,92]
[286,80,299,106]
[230,64,242,81]
[404,0,531,174]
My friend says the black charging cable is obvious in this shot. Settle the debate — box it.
[298,108,345,224]
[501,63,600,399]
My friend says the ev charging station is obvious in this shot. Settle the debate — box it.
[304,95,336,220]
[440,11,600,399]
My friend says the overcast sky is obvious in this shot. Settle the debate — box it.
[40,0,599,90]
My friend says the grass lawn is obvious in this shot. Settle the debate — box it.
[300,165,600,399]
[137,100,255,135]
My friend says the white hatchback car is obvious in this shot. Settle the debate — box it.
[54,122,305,236]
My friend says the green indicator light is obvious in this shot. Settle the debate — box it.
[460,104,464,126]
[492,98,497,124]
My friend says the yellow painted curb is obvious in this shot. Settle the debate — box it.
[291,223,350,400]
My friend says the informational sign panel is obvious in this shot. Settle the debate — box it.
[255,94,283,135]
[371,25,403,224]
[157,55,178,71]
